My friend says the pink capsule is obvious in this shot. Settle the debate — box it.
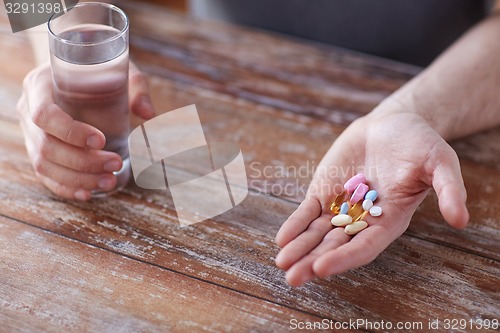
[350,183,369,204]
[343,173,366,194]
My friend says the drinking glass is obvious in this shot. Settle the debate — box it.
[48,2,130,197]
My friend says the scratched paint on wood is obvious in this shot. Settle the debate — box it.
[0,2,499,332]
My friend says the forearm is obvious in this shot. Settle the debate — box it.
[377,12,500,140]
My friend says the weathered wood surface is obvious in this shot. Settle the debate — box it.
[1,108,499,332]
[1,2,499,332]
[0,215,326,333]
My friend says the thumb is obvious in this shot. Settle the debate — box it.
[129,61,156,120]
[428,143,469,229]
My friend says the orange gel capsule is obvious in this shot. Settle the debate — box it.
[330,190,347,214]
[355,211,369,222]
[348,202,364,221]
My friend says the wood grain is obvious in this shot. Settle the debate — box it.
[145,0,187,12]
[0,215,329,333]
[0,120,498,331]
[0,1,499,331]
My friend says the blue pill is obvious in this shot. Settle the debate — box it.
[365,190,378,202]
[340,202,349,214]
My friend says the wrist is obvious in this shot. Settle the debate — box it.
[368,78,455,140]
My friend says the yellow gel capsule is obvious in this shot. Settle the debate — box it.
[329,190,347,215]
[355,211,369,222]
[348,202,364,221]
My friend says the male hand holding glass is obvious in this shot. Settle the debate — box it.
[18,1,155,201]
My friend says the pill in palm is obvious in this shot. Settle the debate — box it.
[343,173,366,194]
[365,190,378,202]
[331,214,352,227]
[369,206,383,217]
[355,210,369,222]
[344,221,368,235]
[330,190,347,214]
[348,202,364,220]
[362,199,373,211]
[350,183,369,204]
[340,202,349,214]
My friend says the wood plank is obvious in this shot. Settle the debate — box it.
[123,2,500,171]
[0,215,330,333]
[117,2,500,260]
[0,4,499,260]
[0,3,499,330]
[409,159,500,261]
[1,71,499,260]
[1,3,499,170]
[144,0,187,12]
[0,120,498,330]
[124,1,418,126]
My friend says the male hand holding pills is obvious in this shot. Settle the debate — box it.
[275,12,500,285]
[275,109,470,286]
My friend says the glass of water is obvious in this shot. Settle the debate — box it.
[48,2,130,197]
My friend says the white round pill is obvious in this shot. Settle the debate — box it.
[369,206,382,217]
[362,199,373,211]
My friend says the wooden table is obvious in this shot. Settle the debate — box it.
[1,2,499,332]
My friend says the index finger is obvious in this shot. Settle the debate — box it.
[25,66,106,149]
[275,197,322,248]
[32,103,106,149]
[312,224,394,277]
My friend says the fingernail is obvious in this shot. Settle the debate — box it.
[275,253,285,269]
[104,160,121,172]
[87,135,102,149]
[74,189,88,201]
[98,177,115,190]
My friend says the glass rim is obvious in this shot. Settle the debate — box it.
[48,2,129,47]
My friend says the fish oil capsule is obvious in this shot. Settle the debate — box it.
[348,202,364,221]
[330,190,347,214]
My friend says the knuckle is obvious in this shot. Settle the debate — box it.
[22,70,36,91]
[64,120,76,143]
[33,156,46,175]
[75,157,93,173]
[47,180,62,194]
[447,147,460,163]
[74,172,89,188]
[52,183,68,198]
[130,72,147,87]
[38,142,51,161]
[42,179,67,199]
[31,103,51,128]
[38,135,53,160]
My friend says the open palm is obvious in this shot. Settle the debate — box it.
[275,112,469,286]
